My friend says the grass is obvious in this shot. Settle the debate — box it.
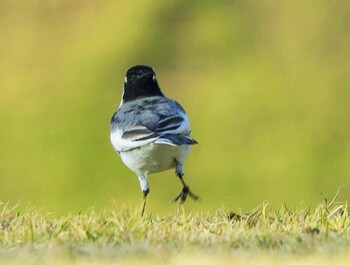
[1,195,350,265]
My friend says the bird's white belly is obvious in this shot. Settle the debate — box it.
[120,143,191,175]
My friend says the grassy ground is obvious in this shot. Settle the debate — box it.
[1,196,350,265]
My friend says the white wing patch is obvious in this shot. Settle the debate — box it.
[110,126,159,152]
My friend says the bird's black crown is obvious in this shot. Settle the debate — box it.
[122,65,164,102]
[126,65,154,84]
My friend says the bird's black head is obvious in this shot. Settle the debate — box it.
[122,65,164,102]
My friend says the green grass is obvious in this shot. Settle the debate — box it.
[1,195,350,265]
[1,0,350,212]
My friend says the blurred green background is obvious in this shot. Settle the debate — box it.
[1,0,349,214]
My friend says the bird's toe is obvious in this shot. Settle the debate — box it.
[172,185,199,204]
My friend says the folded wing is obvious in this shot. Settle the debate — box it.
[111,112,197,152]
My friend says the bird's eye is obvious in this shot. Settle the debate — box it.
[124,77,128,84]
[152,74,156,81]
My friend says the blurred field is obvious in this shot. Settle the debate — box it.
[0,199,350,264]
[0,0,350,213]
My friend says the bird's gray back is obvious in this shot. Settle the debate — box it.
[111,96,185,131]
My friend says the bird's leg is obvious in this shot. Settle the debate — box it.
[137,173,150,217]
[172,163,200,203]
[141,189,149,217]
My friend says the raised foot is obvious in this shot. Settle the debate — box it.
[172,185,200,203]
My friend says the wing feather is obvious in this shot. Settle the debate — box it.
[110,97,196,152]
[122,126,156,141]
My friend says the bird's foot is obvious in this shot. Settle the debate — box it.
[172,185,200,203]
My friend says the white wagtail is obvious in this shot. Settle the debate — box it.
[110,65,199,215]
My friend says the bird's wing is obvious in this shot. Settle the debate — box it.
[153,113,197,146]
[110,124,160,152]
[110,99,197,152]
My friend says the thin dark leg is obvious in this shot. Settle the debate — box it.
[141,189,149,217]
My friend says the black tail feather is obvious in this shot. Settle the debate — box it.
[159,134,198,145]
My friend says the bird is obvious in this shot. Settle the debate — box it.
[110,65,199,216]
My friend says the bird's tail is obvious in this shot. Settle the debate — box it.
[156,134,198,146]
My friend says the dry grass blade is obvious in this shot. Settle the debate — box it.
[0,199,349,264]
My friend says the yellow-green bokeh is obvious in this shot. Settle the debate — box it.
[1,0,349,213]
